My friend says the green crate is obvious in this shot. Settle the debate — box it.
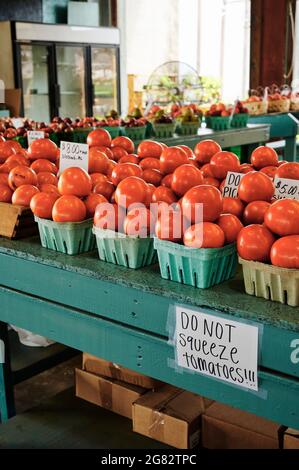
[35,217,95,255]
[154,238,238,289]
[175,120,201,135]
[145,121,154,138]
[13,136,27,148]
[121,126,146,141]
[50,131,73,145]
[72,128,91,143]
[152,123,175,138]
[103,126,120,138]
[93,226,157,269]
[231,113,249,128]
[205,116,231,131]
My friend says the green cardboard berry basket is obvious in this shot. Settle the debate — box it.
[13,136,27,148]
[152,123,176,138]
[231,113,249,128]
[154,238,238,289]
[103,126,120,138]
[175,120,201,135]
[72,128,91,143]
[93,226,157,269]
[35,217,95,255]
[239,257,299,307]
[121,126,146,141]
[205,116,231,131]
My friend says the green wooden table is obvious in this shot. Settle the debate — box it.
[249,113,299,162]
[0,237,298,429]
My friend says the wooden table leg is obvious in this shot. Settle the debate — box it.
[0,322,15,422]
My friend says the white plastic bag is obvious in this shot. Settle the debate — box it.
[10,325,55,347]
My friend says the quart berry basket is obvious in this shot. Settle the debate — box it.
[121,126,146,141]
[72,128,91,143]
[239,257,299,307]
[205,116,231,131]
[154,238,238,289]
[35,217,95,255]
[93,226,157,269]
[175,120,201,135]
[231,113,249,128]
[102,126,120,138]
[152,123,176,138]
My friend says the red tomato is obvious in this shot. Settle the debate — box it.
[0,184,13,202]
[58,167,92,197]
[111,163,142,186]
[238,171,274,203]
[39,183,60,196]
[37,172,58,187]
[188,158,200,168]
[0,173,8,185]
[275,162,299,180]
[94,202,126,232]
[161,173,173,188]
[270,235,299,268]
[115,176,148,208]
[12,184,40,206]
[30,192,59,219]
[222,197,244,218]
[30,159,58,174]
[8,165,38,190]
[140,157,161,171]
[0,159,20,174]
[203,177,220,188]
[171,164,203,196]
[199,163,214,179]
[111,146,128,162]
[177,145,194,159]
[87,128,111,148]
[137,140,163,158]
[194,140,221,164]
[90,173,108,188]
[93,146,114,160]
[93,180,115,200]
[259,166,277,179]
[0,141,16,163]
[144,183,156,206]
[155,209,185,243]
[124,207,155,236]
[6,153,29,167]
[142,168,162,186]
[106,160,117,178]
[217,214,243,244]
[182,185,223,223]
[250,146,278,169]
[119,154,139,165]
[264,199,299,236]
[184,222,225,248]
[52,195,86,222]
[240,163,254,174]
[243,201,271,225]
[277,160,288,166]
[210,151,240,180]
[160,147,188,175]
[88,147,109,174]
[84,193,108,218]
[152,186,177,204]
[237,224,275,262]
[27,139,57,162]
[3,140,22,154]
[111,136,134,154]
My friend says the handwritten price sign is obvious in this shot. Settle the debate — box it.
[59,141,89,173]
[273,177,299,201]
[27,130,44,146]
[222,172,245,198]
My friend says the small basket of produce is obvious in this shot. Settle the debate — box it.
[205,103,231,130]
[230,102,249,128]
[242,96,268,115]
[120,118,147,141]
[172,104,202,135]
[151,110,175,138]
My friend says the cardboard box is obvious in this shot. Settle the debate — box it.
[76,369,147,419]
[83,353,163,390]
[133,384,213,449]
[283,428,299,449]
[202,402,280,449]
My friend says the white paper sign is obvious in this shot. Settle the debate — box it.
[273,177,299,201]
[175,306,259,391]
[11,118,24,129]
[59,141,89,173]
[27,130,44,146]
[222,171,245,198]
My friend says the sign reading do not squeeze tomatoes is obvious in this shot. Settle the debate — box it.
[59,141,89,174]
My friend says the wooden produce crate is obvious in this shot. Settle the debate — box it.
[0,202,38,239]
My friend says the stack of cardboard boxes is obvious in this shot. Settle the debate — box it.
[76,354,298,449]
